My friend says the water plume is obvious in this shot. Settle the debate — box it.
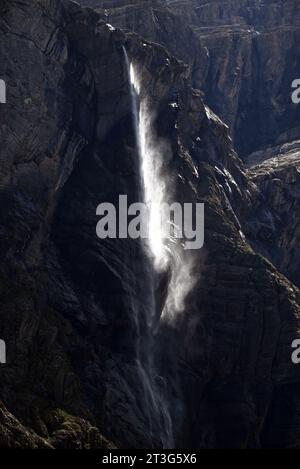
[125,52,196,319]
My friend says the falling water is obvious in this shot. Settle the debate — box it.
[123,45,198,447]
[124,48,196,318]
[123,47,174,448]
[124,50,169,272]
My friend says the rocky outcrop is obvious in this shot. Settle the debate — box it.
[83,0,300,157]
[80,0,208,93]
[1,0,300,449]
[0,402,51,449]
[0,402,113,449]
[246,140,300,289]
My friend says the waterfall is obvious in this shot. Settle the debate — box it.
[123,45,199,447]
[123,47,174,448]
[124,49,169,273]
[124,48,196,321]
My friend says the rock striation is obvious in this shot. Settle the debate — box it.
[0,0,300,449]
[246,140,300,289]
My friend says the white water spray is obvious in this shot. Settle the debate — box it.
[125,51,196,320]
[123,47,199,447]
[124,47,174,448]
[125,54,169,272]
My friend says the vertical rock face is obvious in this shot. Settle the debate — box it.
[1,0,300,449]
[186,0,300,157]
[0,0,145,448]
[246,141,300,289]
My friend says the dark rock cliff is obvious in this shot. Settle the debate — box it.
[0,0,300,449]
[246,140,300,289]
